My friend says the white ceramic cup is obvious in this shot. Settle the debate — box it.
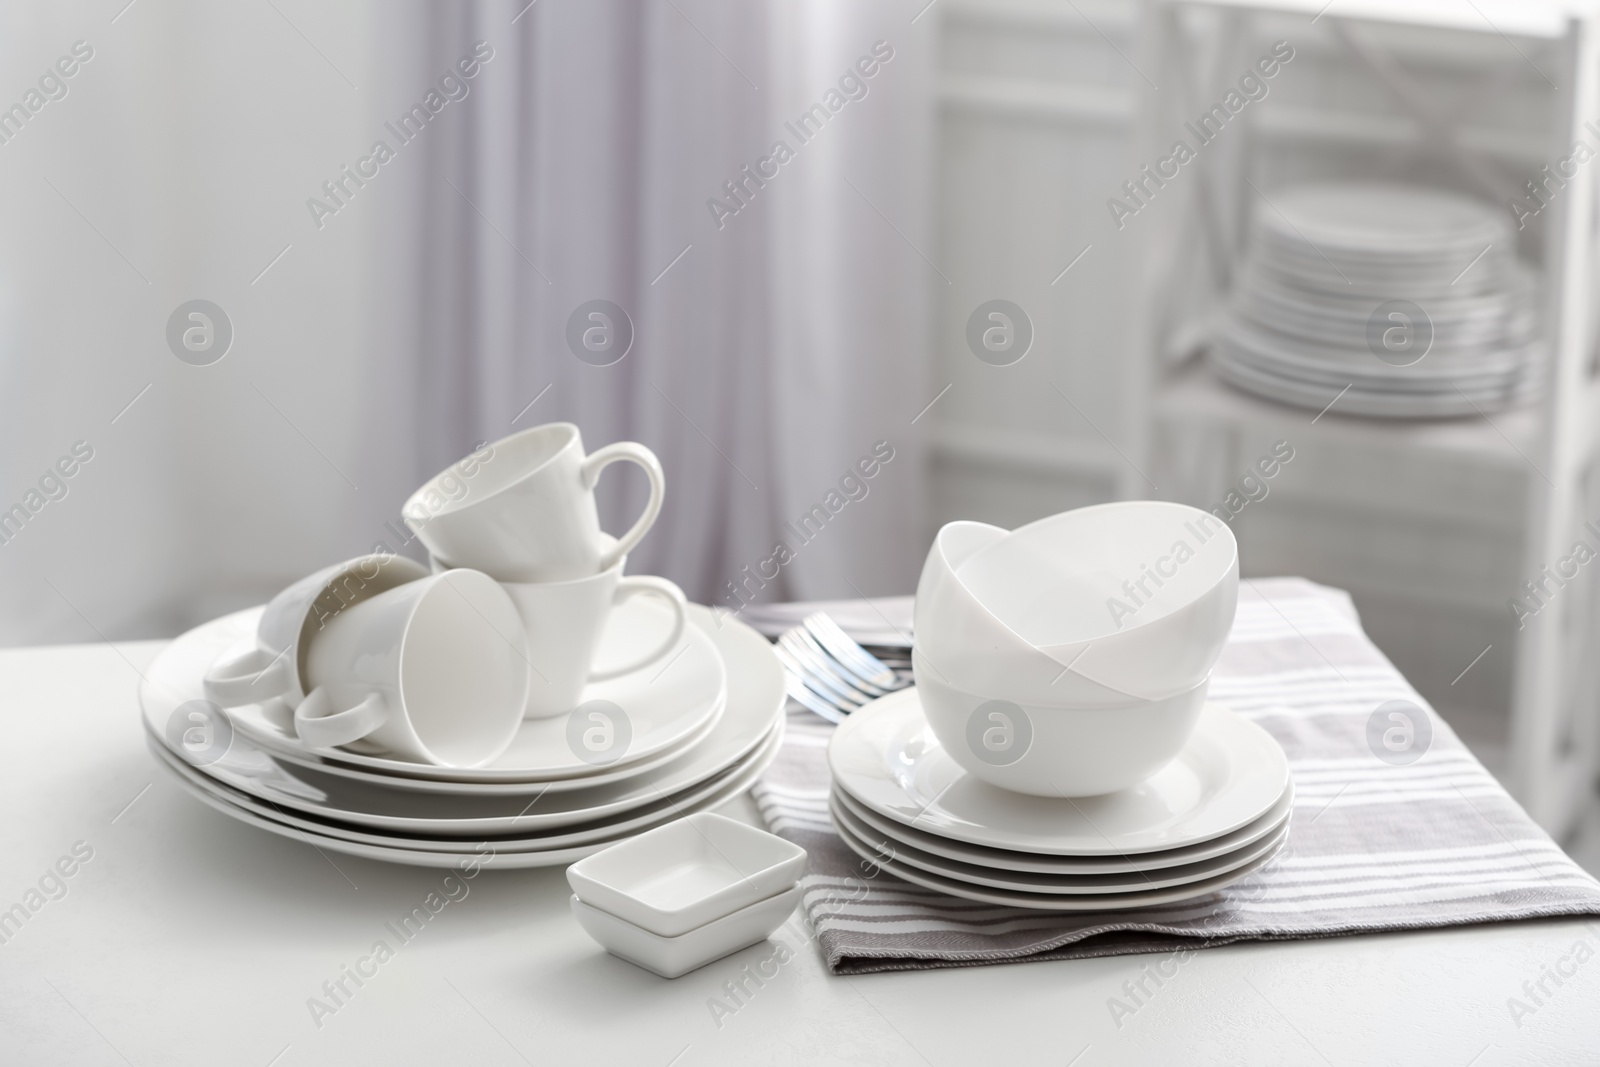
[914,648,1210,797]
[203,553,429,709]
[403,423,665,582]
[294,568,530,767]
[434,550,688,719]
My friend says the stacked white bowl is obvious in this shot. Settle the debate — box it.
[912,501,1239,797]
[565,812,806,977]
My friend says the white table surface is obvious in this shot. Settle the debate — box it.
[2,639,1597,1067]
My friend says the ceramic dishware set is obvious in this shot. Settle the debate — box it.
[1215,182,1541,418]
[830,501,1294,910]
[138,423,788,871]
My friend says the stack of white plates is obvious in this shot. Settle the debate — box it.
[140,601,786,869]
[827,690,1291,910]
[1214,182,1541,418]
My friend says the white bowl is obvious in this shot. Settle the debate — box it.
[956,501,1238,700]
[913,522,1142,706]
[570,884,801,979]
[566,812,807,937]
[913,649,1208,797]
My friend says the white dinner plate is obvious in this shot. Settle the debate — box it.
[1216,346,1527,400]
[156,720,782,870]
[1239,280,1533,336]
[196,596,727,782]
[830,793,1289,895]
[1212,350,1530,418]
[141,604,784,836]
[220,703,725,796]
[1221,319,1533,380]
[150,718,782,854]
[828,691,1289,856]
[830,780,1294,875]
[832,810,1283,911]
[830,792,1287,892]
[1254,183,1509,256]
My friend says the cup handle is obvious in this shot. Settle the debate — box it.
[204,646,293,708]
[581,442,665,571]
[293,686,389,750]
[589,576,687,682]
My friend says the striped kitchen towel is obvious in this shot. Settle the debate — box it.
[750,577,1600,975]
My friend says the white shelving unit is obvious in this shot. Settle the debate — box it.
[1133,0,1600,833]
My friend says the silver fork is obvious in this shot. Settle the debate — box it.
[776,612,910,723]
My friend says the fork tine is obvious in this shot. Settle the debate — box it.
[790,627,894,697]
[780,630,882,702]
[804,613,897,686]
[774,613,910,724]
[773,642,868,712]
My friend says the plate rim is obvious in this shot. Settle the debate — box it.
[224,690,728,796]
[828,691,1290,856]
[831,780,1294,874]
[151,718,784,854]
[832,812,1284,911]
[155,716,784,869]
[141,604,784,835]
[829,792,1289,894]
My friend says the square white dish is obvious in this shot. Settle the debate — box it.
[566,812,807,936]
[569,883,801,979]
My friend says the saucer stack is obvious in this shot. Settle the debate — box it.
[141,424,787,868]
[1214,182,1541,418]
[829,502,1292,909]
[828,692,1291,910]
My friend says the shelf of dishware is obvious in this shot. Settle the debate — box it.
[1154,357,1600,470]
[1138,0,1600,836]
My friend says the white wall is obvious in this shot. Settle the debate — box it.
[0,1,425,644]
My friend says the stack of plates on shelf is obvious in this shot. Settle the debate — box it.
[139,601,785,869]
[1214,182,1541,418]
[827,690,1292,910]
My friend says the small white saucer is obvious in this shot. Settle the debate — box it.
[831,783,1293,876]
[827,689,1289,856]
[831,812,1283,911]
[830,792,1288,895]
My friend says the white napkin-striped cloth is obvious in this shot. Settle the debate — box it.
[751,577,1600,974]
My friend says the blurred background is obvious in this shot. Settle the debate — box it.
[2,0,1597,848]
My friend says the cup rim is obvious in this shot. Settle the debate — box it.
[404,421,580,523]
